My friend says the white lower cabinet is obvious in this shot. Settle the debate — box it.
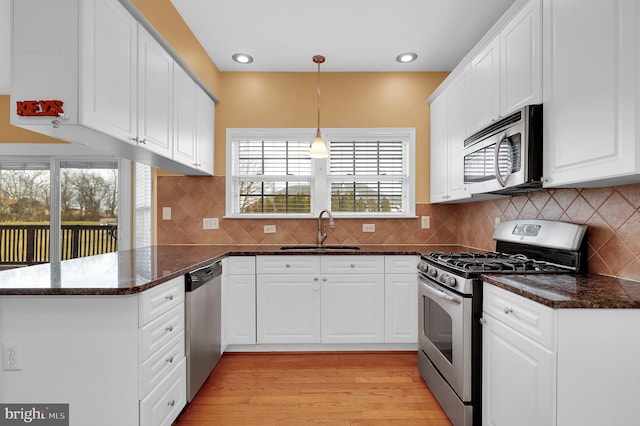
[483,282,640,426]
[257,273,321,343]
[254,255,414,346]
[222,256,256,347]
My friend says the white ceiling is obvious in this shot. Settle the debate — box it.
[170,0,516,72]
[0,0,517,95]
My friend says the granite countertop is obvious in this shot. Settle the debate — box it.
[482,273,640,309]
[0,244,458,295]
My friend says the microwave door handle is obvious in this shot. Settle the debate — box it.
[494,132,513,187]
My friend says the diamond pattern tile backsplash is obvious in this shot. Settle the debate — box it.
[157,176,640,282]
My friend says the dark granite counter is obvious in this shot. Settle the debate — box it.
[482,273,640,309]
[0,244,459,295]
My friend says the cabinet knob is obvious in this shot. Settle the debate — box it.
[322,277,327,282]
[479,317,487,325]
[504,307,514,315]
[165,325,173,332]
[166,356,174,364]
[167,400,176,407]
[165,294,174,301]
[285,264,291,268]
[138,138,146,144]
[314,277,319,281]
[350,264,355,268]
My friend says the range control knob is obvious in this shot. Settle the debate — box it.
[440,273,457,288]
[427,267,437,278]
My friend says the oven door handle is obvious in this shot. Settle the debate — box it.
[420,279,462,305]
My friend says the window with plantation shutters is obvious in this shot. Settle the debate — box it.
[227,128,415,218]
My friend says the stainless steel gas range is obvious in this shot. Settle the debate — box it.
[417,219,587,426]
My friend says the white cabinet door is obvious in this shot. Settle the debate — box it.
[224,274,256,346]
[446,66,471,199]
[137,28,173,157]
[543,0,640,187]
[482,313,556,426]
[470,37,501,133]
[384,273,417,343]
[500,0,542,115]
[256,274,321,344]
[196,86,215,175]
[172,65,198,167]
[321,274,385,343]
[429,94,449,203]
[80,0,137,143]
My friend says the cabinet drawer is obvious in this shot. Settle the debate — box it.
[483,283,555,349]
[224,256,256,275]
[139,276,185,326]
[385,255,419,274]
[321,255,385,274]
[139,304,185,362]
[139,331,185,399]
[140,357,186,426]
[256,255,320,274]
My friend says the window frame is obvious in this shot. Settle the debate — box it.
[226,128,416,219]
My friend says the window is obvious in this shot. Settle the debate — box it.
[0,146,130,267]
[227,128,415,218]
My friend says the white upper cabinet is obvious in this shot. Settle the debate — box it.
[11,0,215,176]
[430,67,472,203]
[501,0,542,114]
[173,65,198,167]
[137,28,174,158]
[79,0,138,142]
[196,87,215,175]
[542,0,640,188]
[469,37,501,132]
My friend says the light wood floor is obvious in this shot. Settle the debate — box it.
[174,351,452,426]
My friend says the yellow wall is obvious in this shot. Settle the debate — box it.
[216,71,447,202]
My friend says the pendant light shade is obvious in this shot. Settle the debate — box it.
[310,55,329,158]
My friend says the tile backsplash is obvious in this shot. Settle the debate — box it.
[157,176,640,281]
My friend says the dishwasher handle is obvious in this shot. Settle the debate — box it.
[185,261,222,292]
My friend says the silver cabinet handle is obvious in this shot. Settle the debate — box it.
[165,326,173,332]
[322,277,327,282]
[166,294,173,301]
[166,356,174,364]
[314,277,319,281]
[479,317,487,325]
[350,263,355,268]
[504,307,514,315]
[285,264,291,268]
[167,400,175,407]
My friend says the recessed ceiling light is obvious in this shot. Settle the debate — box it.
[232,53,254,64]
[396,52,418,63]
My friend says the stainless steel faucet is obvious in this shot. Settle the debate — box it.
[317,209,335,246]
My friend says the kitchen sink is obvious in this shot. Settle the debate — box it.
[279,245,360,251]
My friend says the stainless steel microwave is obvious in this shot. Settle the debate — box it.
[463,104,543,195]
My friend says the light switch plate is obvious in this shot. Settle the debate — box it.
[264,225,276,234]
[162,207,171,221]
[421,216,431,229]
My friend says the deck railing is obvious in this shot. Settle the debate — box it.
[0,224,118,267]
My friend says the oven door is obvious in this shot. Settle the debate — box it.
[418,274,472,402]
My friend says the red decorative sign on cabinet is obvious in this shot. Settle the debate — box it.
[16,100,64,117]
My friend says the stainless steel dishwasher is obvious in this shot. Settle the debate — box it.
[185,260,222,402]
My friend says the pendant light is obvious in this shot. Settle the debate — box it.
[309,55,329,158]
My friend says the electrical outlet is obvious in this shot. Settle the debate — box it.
[495,217,501,228]
[362,224,375,233]
[264,225,277,234]
[2,342,22,371]
[421,216,431,229]
[162,207,171,221]
[203,218,219,230]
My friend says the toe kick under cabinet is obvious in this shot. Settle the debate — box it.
[0,277,186,426]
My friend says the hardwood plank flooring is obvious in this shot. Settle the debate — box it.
[174,351,452,426]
